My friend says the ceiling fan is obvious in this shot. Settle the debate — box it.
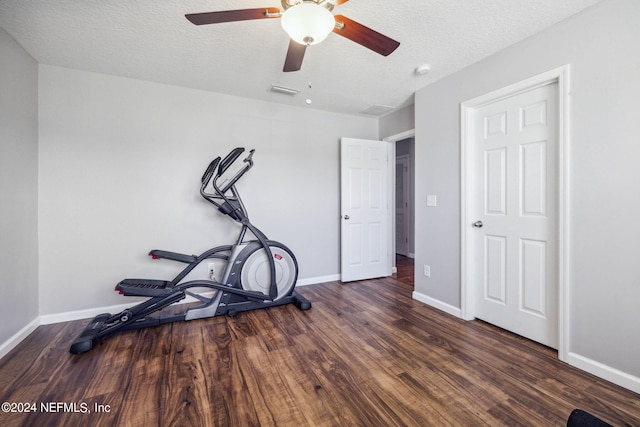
[185,0,400,72]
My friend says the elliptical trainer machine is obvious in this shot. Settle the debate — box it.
[70,147,311,354]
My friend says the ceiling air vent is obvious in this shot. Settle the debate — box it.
[269,84,299,96]
[360,104,395,116]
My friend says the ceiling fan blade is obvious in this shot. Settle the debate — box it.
[185,8,281,25]
[283,40,307,72]
[332,14,400,56]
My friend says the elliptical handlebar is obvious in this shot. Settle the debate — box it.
[200,157,221,186]
[218,149,255,194]
[218,147,245,176]
[199,147,255,211]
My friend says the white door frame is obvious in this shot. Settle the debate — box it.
[384,129,416,272]
[460,65,571,362]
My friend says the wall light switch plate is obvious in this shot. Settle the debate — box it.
[424,265,431,277]
[427,195,437,207]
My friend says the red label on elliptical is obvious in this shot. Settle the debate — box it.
[274,253,283,260]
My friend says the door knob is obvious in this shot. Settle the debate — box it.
[473,220,483,228]
[344,215,350,220]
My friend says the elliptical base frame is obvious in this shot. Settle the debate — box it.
[69,147,311,354]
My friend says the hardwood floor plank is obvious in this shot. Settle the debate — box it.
[398,368,494,426]
[1,270,639,427]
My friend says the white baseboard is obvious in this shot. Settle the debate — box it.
[0,317,40,360]
[567,352,640,394]
[39,301,141,325]
[296,274,340,286]
[396,253,415,259]
[412,291,462,318]
[39,274,338,325]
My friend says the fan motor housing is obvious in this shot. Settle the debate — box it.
[281,0,335,13]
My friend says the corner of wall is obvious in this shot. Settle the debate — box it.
[0,26,40,359]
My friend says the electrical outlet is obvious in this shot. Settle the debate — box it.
[208,263,215,280]
[423,265,431,277]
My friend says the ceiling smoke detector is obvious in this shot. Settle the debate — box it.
[415,64,431,75]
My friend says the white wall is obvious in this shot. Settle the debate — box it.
[0,28,39,348]
[38,65,378,316]
[414,0,640,387]
[379,104,415,140]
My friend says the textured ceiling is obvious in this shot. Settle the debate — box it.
[0,0,602,116]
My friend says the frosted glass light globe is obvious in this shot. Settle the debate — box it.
[281,3,336,45]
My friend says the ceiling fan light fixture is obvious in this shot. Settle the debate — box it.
[281,2,336,45]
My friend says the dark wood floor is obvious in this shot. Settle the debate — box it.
[394,254,415,287]
[1,258,638,426]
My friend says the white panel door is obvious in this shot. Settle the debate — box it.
[471,83,559,348]
[341,138,390,282]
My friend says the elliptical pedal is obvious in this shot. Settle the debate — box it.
[116,279,173,297]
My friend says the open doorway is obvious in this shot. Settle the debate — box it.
[395,137,415,259]
[383,130,415,279]
[394,136,415,287]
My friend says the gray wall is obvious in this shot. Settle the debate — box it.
[38,65,378,315]
[414,0,640,382]
[0,28,39,346]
